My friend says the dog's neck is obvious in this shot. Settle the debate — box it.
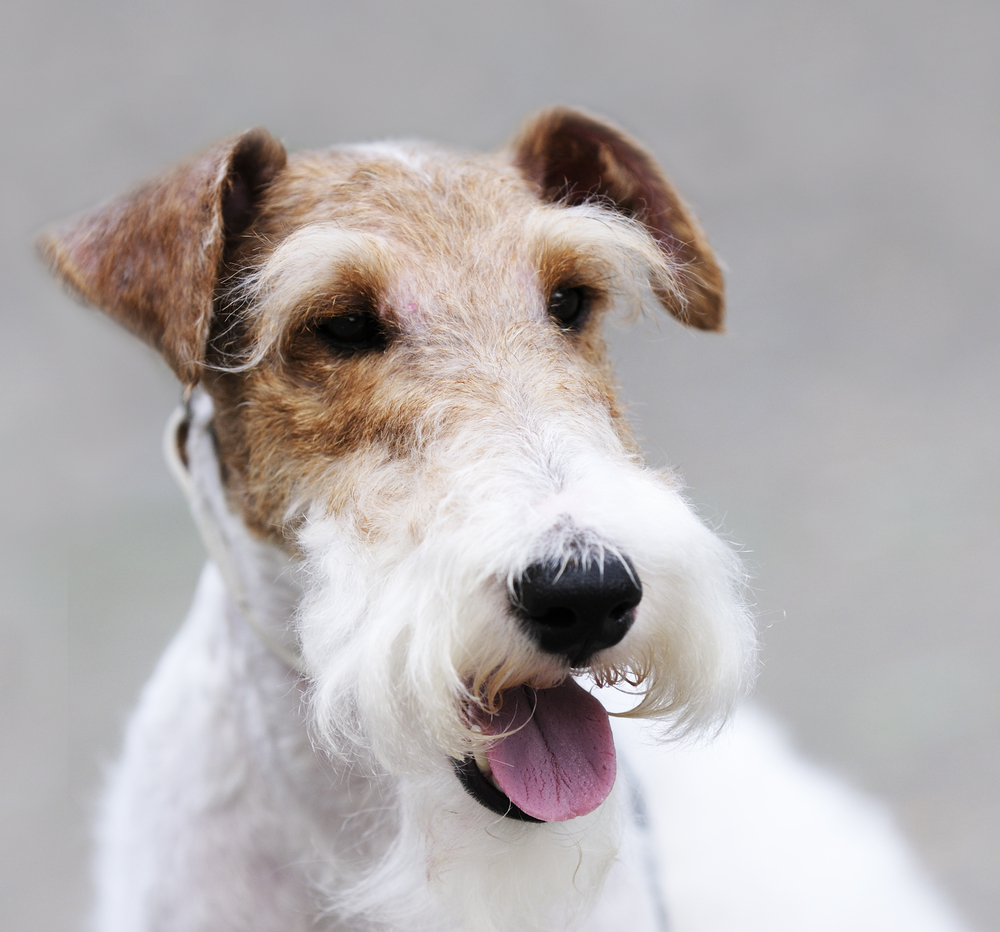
[165,387,307,674]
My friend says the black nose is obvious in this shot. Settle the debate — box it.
[512,553,642,665]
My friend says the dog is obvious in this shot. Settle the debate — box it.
[40,108,967,932]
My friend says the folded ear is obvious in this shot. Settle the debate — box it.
[511,107,724,331]
[38,128,287,385]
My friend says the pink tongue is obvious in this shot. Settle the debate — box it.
[477,680,616,822]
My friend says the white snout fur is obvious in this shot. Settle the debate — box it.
[291,391,754,932]
[298,406,756,772]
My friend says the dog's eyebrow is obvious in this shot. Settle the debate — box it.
[525,205,683,312]
[240,224,394,360]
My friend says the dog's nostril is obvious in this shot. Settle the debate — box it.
[610,602,633,622]
[513,553,642,664]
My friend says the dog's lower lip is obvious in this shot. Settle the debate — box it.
[453,756,544,823]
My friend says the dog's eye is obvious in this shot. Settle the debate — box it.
[314,311,386,352]
[547,287,588,330]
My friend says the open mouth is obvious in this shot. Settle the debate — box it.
[455,679,616,823]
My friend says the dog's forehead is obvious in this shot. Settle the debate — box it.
[261,143,540,257]
[246,143,573,330]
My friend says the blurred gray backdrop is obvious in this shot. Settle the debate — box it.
[2,1,997,929]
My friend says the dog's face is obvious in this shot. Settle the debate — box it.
[42,108,755,928]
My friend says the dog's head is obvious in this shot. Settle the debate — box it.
[42,107,755,927]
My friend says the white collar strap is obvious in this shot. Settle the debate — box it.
[163,388,309,675]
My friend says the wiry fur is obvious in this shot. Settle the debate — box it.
[39,109,968,932]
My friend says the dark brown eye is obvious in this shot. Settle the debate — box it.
[547,286,588,330]
[314,310,385,352]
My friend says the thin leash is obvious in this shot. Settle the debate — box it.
[162,400,309,676]
[619,754,672,932]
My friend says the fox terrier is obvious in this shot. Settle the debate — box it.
[41,108,966,932]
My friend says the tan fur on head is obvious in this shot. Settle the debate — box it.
[36,110,731,557]
[37,112,728,550]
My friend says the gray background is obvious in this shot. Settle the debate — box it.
[1,1,997,929]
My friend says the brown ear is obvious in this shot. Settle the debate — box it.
[511,107,724,331]
[38,128,287,385]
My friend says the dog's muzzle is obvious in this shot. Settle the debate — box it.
[456,553,641,823]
